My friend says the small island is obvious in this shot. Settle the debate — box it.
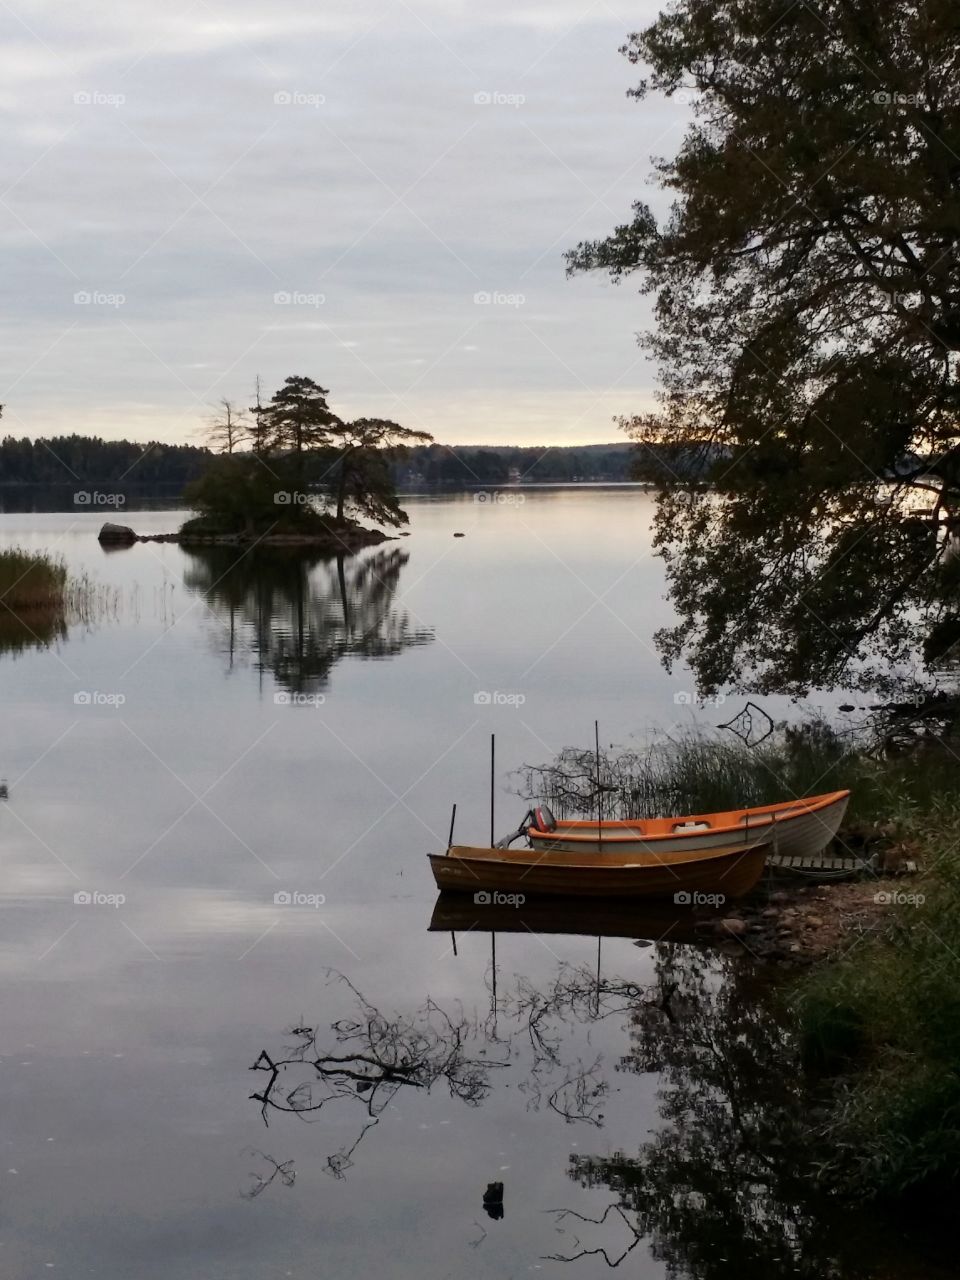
[100,375,431,551]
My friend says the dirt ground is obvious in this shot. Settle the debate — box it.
[698,874,919,964]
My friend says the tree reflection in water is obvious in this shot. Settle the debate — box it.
[551,947,896,1278]
[182,545,433,694]
[250,971,510,1177]
[249,950,937,1277]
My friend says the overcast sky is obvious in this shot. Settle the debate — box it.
[1,0,687,447]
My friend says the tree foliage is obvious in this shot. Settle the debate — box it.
[568,0,960,695]
[328,417,433,527]
[262,375,339,466]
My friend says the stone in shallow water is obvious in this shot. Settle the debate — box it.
[98,522,136,544]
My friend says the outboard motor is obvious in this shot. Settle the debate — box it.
[529,804,557,834]
[494,804,557,848]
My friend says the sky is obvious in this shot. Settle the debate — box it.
[1,0,688,448]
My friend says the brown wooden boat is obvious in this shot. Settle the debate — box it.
[428,838,768,900]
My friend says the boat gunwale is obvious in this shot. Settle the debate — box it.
[528,789,850,846]
[433,837,771,871]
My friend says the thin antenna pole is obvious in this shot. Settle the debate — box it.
[491,932,497,1018]
[595,720,603,852]
[447,803,457,851]
[490,734,495,847]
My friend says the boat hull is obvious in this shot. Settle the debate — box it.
[429,841,768,900]
[527,791,849,859]
[771,796,849,859]
[528,819,771,856]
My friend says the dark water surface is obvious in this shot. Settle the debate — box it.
[0,492,937,1278]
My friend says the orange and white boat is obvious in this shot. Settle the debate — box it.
[520,790,849,861]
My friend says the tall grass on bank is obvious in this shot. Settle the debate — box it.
[0,547,90,654]
[795,786,960,1201]
[518,720,876,821]
[0,547,67,609]
[518,719,960,828]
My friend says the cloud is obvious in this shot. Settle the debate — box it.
[1,0,679,445]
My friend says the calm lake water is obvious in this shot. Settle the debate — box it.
[0,491,941,1279]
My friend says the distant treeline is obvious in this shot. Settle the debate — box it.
[393,442,634,485]
[0,435,649,489]
[0,435,210,486]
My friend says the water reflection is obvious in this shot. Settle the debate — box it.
[250,940,949,1279]
[429,892,711,944]
[250,970,509,1177]
[182,545,433,693]
[0,598,67,656]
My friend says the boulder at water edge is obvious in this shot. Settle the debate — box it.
[98,522,137,545]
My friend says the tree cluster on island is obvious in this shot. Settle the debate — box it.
[186,376,433,539]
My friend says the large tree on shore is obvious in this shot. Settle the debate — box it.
[569,0,960,695]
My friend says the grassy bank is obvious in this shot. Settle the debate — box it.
[521,721,960,1203]
[0,547,67,609]
[795,791,960,1201]
[0,547,110,654]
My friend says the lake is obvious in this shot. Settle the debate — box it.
[0,489,937,1279]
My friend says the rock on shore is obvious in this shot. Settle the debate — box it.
[98,523,390,550]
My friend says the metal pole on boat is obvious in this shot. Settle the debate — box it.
[490,734,495,847]
[595,720,603,852]
[447,802,457,851]
[491,932,497,1022]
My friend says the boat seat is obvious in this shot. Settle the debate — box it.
[672,820,710,831]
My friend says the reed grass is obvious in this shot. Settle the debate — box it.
[0,547,67,610]
[0,549,111,654]
[518,720,874,822]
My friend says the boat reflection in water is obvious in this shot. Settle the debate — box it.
[429,891,715,945]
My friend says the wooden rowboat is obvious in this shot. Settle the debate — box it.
[428,839,768,900]
[526,790,849,861]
